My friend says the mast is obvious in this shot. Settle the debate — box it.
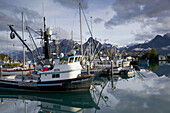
[90,16,93,55]
[22,12,25,66]
[79,3,83,55]
[43,17,51,65]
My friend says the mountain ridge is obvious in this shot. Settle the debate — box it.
[126,33,170,55]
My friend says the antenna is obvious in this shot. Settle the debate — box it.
[42,0,45,39]
[71,30,73,40]
[90,16,93,35]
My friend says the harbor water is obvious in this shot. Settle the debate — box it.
[0,62,170,113]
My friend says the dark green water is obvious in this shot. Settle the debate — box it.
[0,63,170,113]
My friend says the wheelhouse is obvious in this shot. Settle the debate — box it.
[57,55,83,65]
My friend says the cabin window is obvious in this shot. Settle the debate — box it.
[59,58,68,64]
[74,57,79,62]
[59,59,63,64]
[78,57,81,62]
[79,57,83,62]
[69,57,74,63]
[52,74,60,78]
[54,69,60,71]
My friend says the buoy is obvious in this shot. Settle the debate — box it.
[29,71,32,76]
[45,67,48,71]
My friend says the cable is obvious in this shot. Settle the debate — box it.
[80,4,93,38]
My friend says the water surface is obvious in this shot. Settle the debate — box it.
[0,64,170,113]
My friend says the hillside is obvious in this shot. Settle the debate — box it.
[126,33,170,55]
[7,33,170,61]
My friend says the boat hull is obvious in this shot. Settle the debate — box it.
[0,75,94,92]
[2,69,34,76]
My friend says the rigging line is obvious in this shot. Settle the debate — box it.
[80,4,93,38]
[23,15,41,60]
[26,27,41,59]
[23,14,35,52]
[28,35,38,59]
[90,41,106,63]
[29,35,36,53]
[8,25,34,59]
[23,14,28,29]
[91,41,101,61]
[26,26,41,36]
[23,13,41,36]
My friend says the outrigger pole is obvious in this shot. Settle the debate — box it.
[8,24,34,58]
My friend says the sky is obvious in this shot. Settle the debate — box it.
[0,0,170,53]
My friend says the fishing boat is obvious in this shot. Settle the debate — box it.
[138,59,149,66]
[0,20,95,92]
[0,55,94,92]
[93,56,113,69]
[2,64,34,76]
[0,56,94,92]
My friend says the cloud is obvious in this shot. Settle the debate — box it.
[94,18,104,24]
[105,0,170,26]
[53,27,70,39]
[0,1,41,19]
[0,1,42,31]
[0,12,20,31]
[104,0,170,41]
[99,69,170,113]
[0,32,23,53]
[0,1,43,53]
[133,31,154,41]
[53,0,89,9]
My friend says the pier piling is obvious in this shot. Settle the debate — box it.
[87,61,90,75]
[0,65,2,77]
[111,60,115,89]
[111,60,113,76]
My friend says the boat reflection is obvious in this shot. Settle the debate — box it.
[0,91,99,113]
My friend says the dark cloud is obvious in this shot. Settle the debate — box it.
[150,17,170,34]
[0,1,41,20]
[104,0,170,41]
[0,1,42,31]
[0,1,43,53]
[53,0,89,9]
[0,12,20,31]
[105,0,170,27]
[0,33,22,52]
[134,33,154,41]
[94,18,104,24]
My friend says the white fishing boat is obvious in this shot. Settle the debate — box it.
[0,54,94,92]
[0,23,94,92]
[93,56,114,69]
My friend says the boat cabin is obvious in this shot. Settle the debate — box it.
[38,55,83,82]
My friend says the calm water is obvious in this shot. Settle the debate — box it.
[0,63,170,113]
